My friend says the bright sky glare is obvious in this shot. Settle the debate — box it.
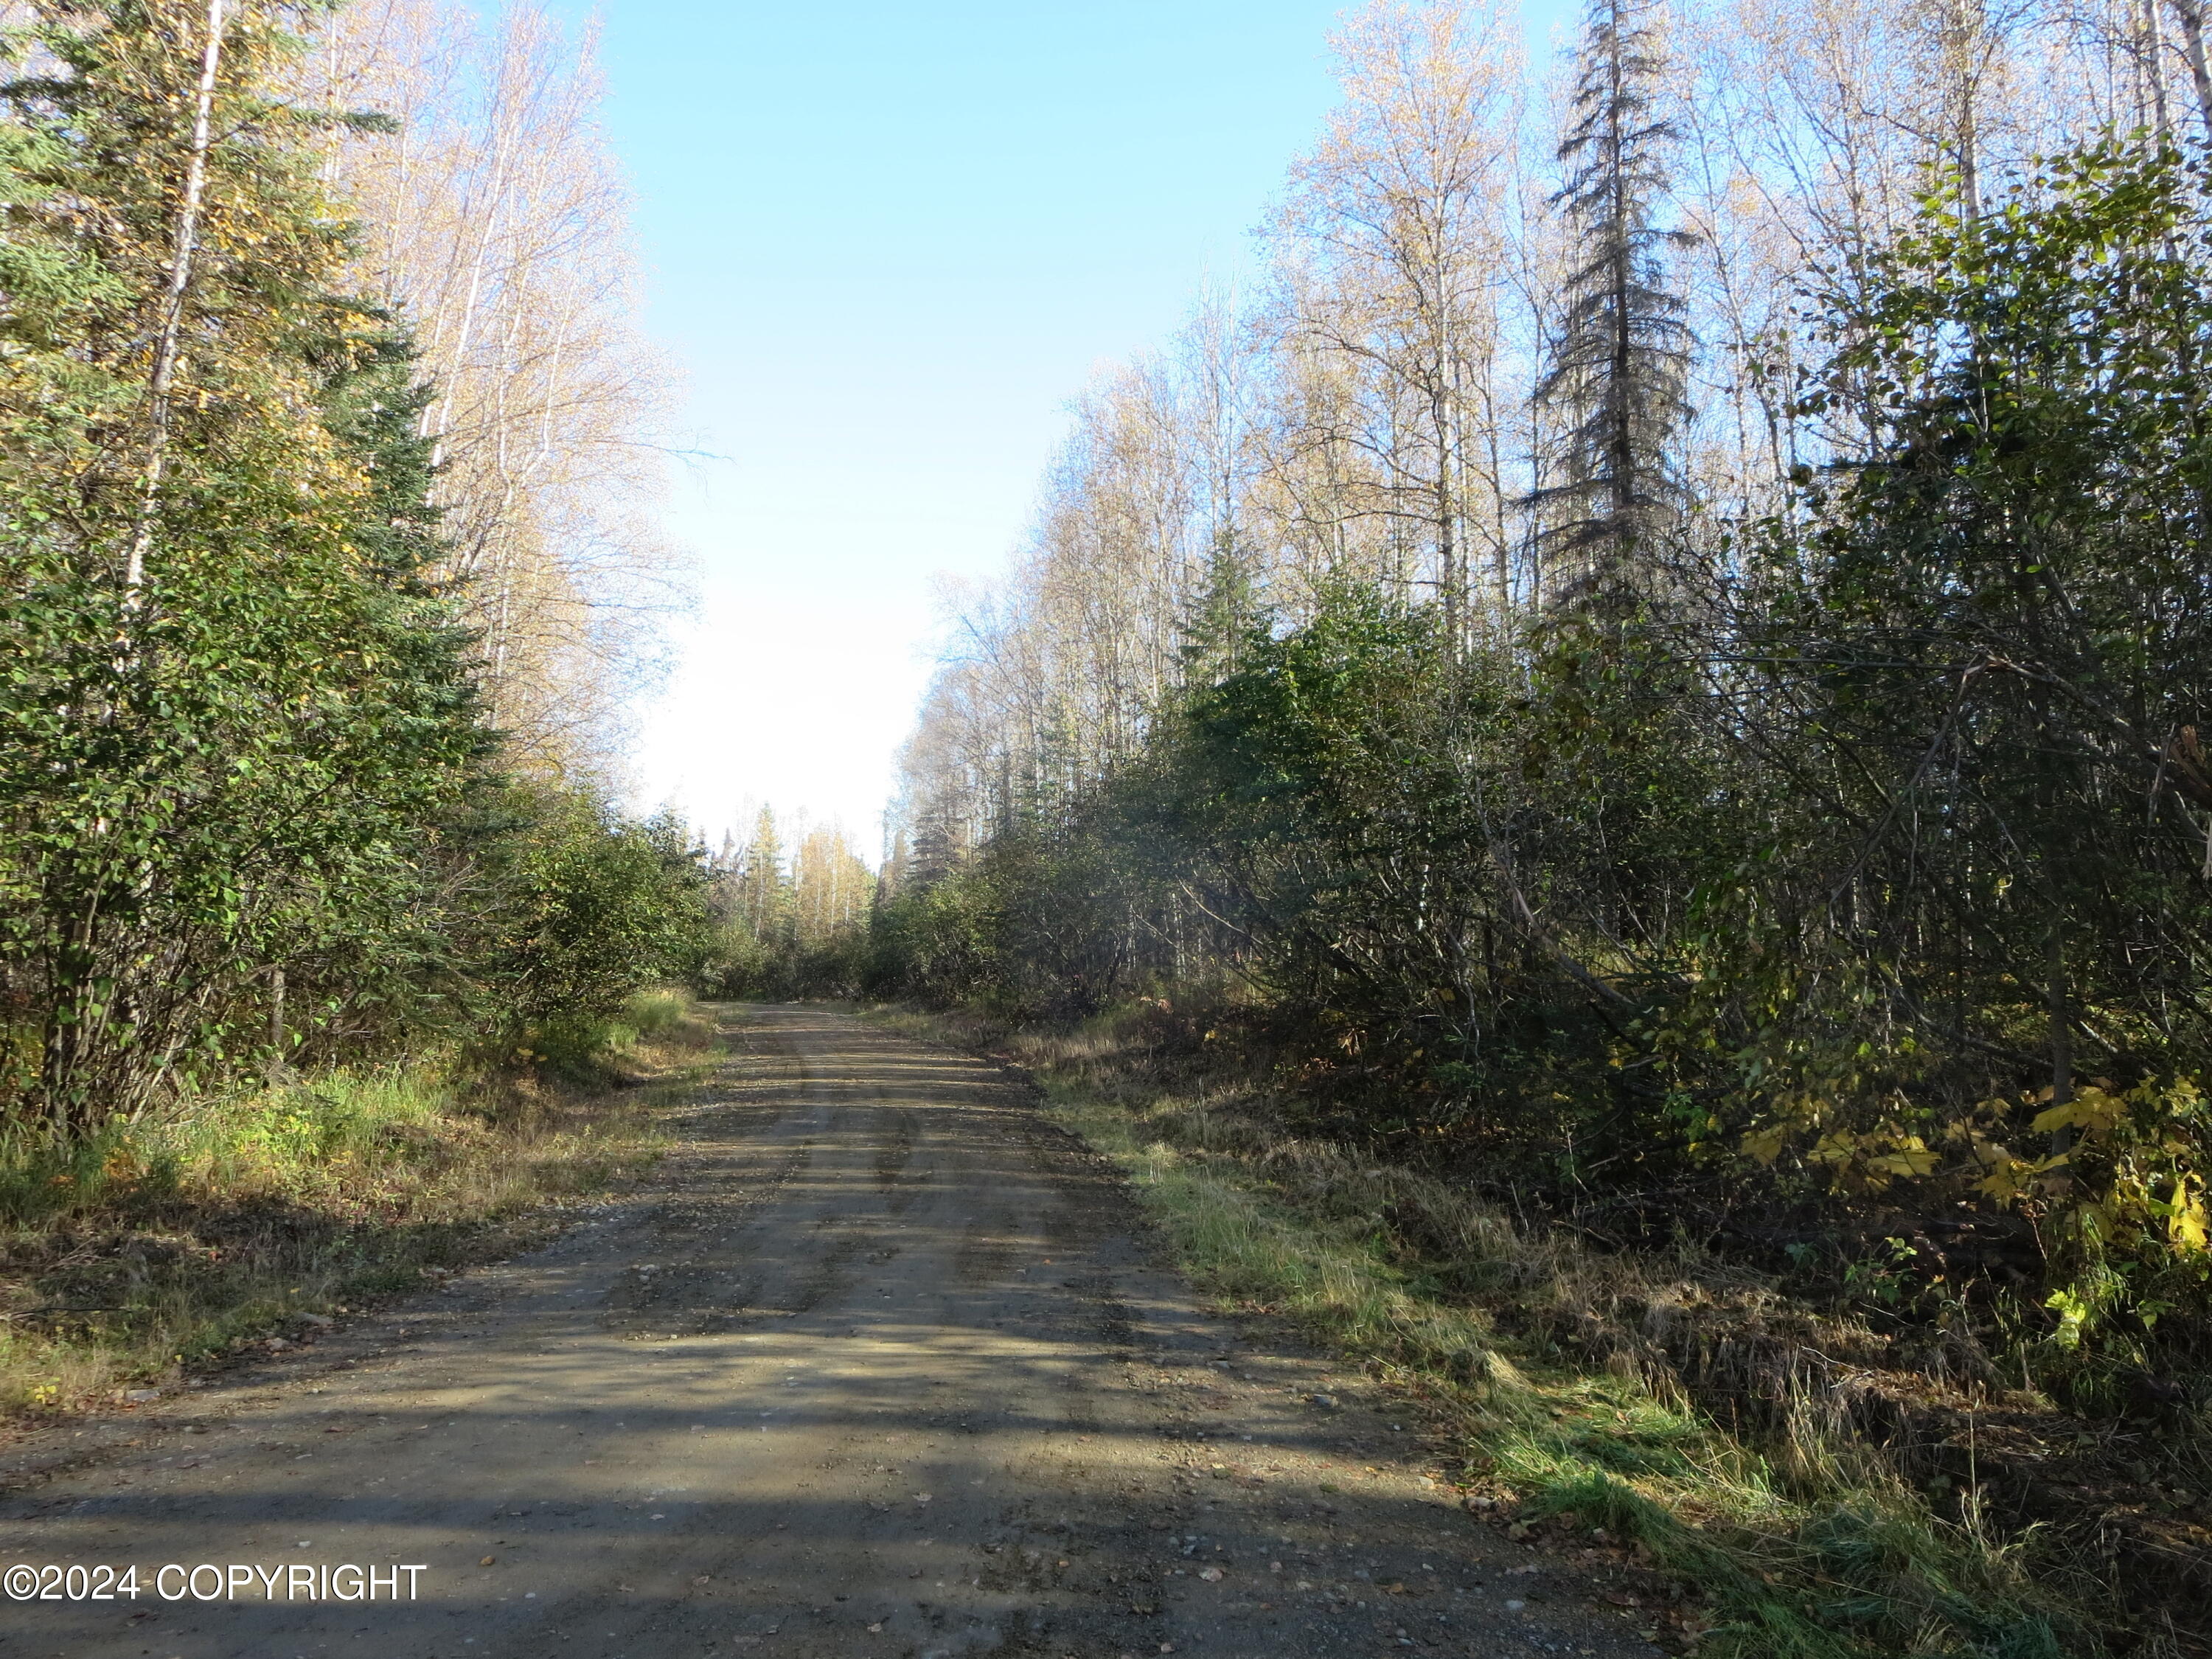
[554,0,1570,858]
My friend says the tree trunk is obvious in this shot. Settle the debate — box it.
[268,967,287,1088]
[126,0,229,600]
[2170,0,2212,139]
[2047,919,2074,1164]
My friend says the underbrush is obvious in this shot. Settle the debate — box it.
[875,1003,2194,1659]
[0,989,713,1419]
[498,984,707,1084]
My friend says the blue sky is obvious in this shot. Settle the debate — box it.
[549,1,1559,853]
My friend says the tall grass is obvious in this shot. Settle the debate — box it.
[0,990,707,1417]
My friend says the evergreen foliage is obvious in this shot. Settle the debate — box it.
[0,1,482,1127]
[1535,0,1694,603]
[0,2,711,1130]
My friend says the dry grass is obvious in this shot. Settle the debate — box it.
[0,991,712,1419]
[874,1003,2107,1659]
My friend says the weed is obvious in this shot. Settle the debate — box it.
[0,989,709,1418]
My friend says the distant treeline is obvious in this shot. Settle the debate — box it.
[695,809,874,1001]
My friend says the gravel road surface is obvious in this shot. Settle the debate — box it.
[0,1004,1663,1659]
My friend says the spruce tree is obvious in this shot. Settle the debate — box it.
[0,2,484,1127]
[1177,529,1262,689]
[1535,0,1694,606]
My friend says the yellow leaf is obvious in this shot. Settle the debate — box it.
[1808,1130,1858,1166]
[2169,1176,2211,1253]
[1866,1146,1940,1178]
[2031,1087,2124,1138]
[2171,1201,2209,1253]
[1741,1127,1787,1166]
[1976,1148,2038,1203]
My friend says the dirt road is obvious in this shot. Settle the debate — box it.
[0,1005,1660,1659]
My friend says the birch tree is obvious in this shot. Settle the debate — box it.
[313,0,679,773]
[1271,0,1528,637]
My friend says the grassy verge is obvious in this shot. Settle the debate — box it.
[0,990,712,1419]
[873,1003,2106,1659]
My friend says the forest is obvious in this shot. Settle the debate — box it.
[860,0,2212,1644]
[7,0,2212,1650]
[0,0,718,1117]
[0,0,719,1409]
